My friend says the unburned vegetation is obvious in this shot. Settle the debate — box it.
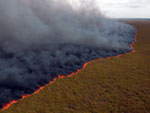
[0,21,150,113]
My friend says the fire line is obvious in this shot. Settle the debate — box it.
[0,34,136,111]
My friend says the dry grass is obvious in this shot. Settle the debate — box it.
[0,21,150,113]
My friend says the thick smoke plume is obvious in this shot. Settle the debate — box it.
[0,0,135,108]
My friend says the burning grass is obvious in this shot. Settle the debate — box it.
[0,21,150,113]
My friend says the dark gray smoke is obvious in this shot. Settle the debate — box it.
[0,0,135,108]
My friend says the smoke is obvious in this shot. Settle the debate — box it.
[0,0,135,108]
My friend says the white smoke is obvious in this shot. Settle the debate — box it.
[0,0,134,52]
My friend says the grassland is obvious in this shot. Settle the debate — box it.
[0,21,150,113]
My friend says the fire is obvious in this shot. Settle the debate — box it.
[0,34,136,111]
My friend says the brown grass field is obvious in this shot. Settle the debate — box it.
[0,21,150,113]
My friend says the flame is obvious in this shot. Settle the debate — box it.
[0,34,136,111]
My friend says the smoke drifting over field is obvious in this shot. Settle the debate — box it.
[0,0,135,108]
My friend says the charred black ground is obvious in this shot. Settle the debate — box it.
[0,0,136,108]
[0,33,135,108]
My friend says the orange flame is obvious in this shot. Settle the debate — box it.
[0,34,136,111]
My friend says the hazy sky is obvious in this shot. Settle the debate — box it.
[98,0,150,18]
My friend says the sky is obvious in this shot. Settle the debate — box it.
[98,0,150,18]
